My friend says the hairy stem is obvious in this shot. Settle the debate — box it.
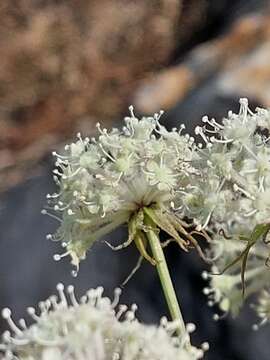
[144,215,187,337]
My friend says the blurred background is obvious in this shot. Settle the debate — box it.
[1,0,270,359]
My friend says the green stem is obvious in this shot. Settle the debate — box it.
[144,215,186,337]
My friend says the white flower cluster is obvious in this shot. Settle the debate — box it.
[202,238,269,318]
[45,98,270,324]
[0,285,208,360]
[191,99,270,320]
[45,107,199,272]
[178,99,270,229]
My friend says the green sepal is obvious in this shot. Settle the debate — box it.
[143,207,188,251]
[134,231,156,266]
[128,209,144,242]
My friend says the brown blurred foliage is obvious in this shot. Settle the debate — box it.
[0,0,183,190]
[133,7,270,113]
[0,0,213,192]
[0,0,180,149]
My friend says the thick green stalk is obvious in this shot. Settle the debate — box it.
[144,215,186,337]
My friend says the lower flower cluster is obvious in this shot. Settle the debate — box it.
[0,285,208,360]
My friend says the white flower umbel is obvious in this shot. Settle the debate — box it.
[45,107,208,337]
[181,98,270,229]
[0,285,208,360]
[193,99,270,318]
[45,107,202,271]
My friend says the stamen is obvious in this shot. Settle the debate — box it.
[125,310,135,321]
[201,271,209,280]
[56,283,68,307]
[2,309,23,336]
[186,323,196,333]
[129,105,135,118]
[46,192,61,199]
[53,251,70,262]
[27,307,39,321]
[233,184,255,200]
[178,124,186,134]
[67,285,79,307]
[18,319,27,330]
[202,115,224,130]
[116,305,128,320]
[41,209,62,223]
[195,126,210,144]
[111,288,122,308]
[62,166,82,180]
[210,136,233,144]
[71,268,78,278]
[98,143,115,163]
[49,295,59,310]
[38,301,49,315]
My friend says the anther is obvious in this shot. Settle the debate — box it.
[71,270,78,278]
[67,285,78,307]
[202,342,210,351]
[129,105,135,118]
[160,316,168,327]
[2,308,11,319]
[131,304,138,313]
[116,305,128,320]
[201,271,209,280]
[18,319,27,329]
[186,323,196,333]
[203,287,210,295]
[27,307,39,321]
